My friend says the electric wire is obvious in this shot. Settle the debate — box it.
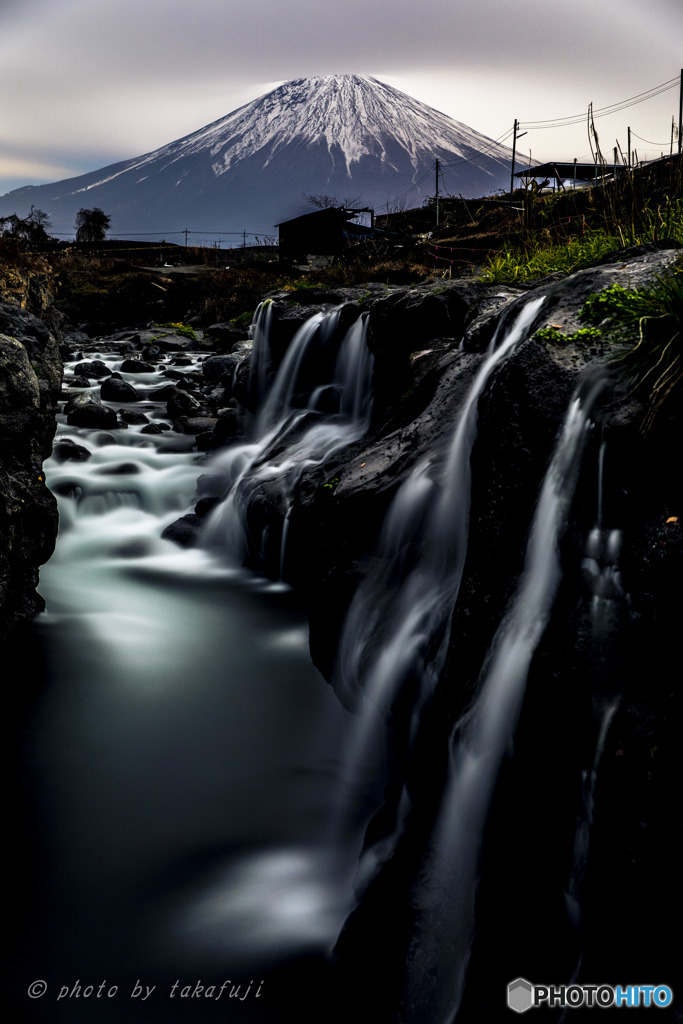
[519,77,678,130]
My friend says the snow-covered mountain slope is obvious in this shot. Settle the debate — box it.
[0,75,518,238]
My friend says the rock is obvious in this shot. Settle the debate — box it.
[149,384,180,401]
[0,336,41,439]
[166,388,201,419]
[161,513,203,547]
[214,407,241,441]
[204,322,250,349]
[174,415,218,436]
[202,354,240,382]
[52,438,92,463]
[73,359,111,379]
[120,358,156,373]
[118,409,150,425]
[0,305,61,639]
[195,496,221,517]
[100,377,142,402]
[64,392,118,429]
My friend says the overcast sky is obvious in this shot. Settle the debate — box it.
[1,0,680,196]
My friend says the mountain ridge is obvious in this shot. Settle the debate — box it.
[0,75,518,237]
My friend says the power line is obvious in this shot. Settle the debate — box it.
[630,130,672,146]
[520,77,678,130]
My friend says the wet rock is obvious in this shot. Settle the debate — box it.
[100,377,142,402]
[120,358,156,373]
[0,305,61,638]
[195,496,221,517]
[149,383,179,401]
[204,322,250,349]
[118,409,150,425]
[214,407,240,441]
[64,392,118,429]
[52,438,92,463]
[73,359,111,379]
[202,354,239,382]
[161,513,203,547]
[166,388,201,419]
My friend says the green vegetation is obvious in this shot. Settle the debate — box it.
[482,231,624,283]
[322,475,340,493]
[580,270,683,431]
[533,325,602,345]
[480,158,683,284]
[230,310,256,330]
[158,321,198,341]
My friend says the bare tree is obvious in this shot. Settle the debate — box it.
[302,192,362,210]
[0,206,52,241]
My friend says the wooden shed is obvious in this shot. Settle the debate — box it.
[277,207,374,258]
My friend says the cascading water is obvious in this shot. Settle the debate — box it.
[14,333,369,1024]
[202,305,374,574]
[401,373,608,1024]
[14,279,651,1024]
[332,297,546,855]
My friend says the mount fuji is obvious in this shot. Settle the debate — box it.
[1,75,517,239]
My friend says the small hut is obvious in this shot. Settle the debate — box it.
[277,207,374,259]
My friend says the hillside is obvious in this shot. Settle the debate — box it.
[0,75,517,237]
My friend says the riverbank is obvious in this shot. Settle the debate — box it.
[3,231,682,1022]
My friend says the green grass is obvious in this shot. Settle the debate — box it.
[580,268,683,430]
[481,230,624,283]
[481,194,683,285]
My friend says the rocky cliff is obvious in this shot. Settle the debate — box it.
[0,303,61,639]
[207,243,680,1019]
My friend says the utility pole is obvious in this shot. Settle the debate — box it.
[435,159,440,227]
[510,120,518,206]
[509,120,527,207]
[627,127,632,170]
[679,68,682,156]
[183,228,189,247]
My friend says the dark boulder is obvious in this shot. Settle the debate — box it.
[100,377,143,402]
[65,392,118,429]
[120,358,156,373]
[149,383,179,401]
[52,438,92,463]
[202,354,240,383]
[118,409,150,425]
[161,513,203,547]
[174,415,218,436]
[166,388,201,419]
[73,359,111,380]
[204,323,249,350]
[0,305,61,639]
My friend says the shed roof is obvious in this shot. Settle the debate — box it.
[515,161,629,181]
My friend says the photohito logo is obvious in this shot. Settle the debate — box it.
[507,979,673,1012]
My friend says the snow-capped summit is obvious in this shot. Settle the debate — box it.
[0,75,516,238]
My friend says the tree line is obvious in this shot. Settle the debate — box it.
[0,206,111,243]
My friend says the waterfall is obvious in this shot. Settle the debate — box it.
[202,307,374,573]
[332,296,546,841]
[402,373,608,1024]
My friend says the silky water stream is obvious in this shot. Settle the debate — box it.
[13,329,368,1024]
[13,296,616,1024]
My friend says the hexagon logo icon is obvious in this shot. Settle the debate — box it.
[508,978,534,1013]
